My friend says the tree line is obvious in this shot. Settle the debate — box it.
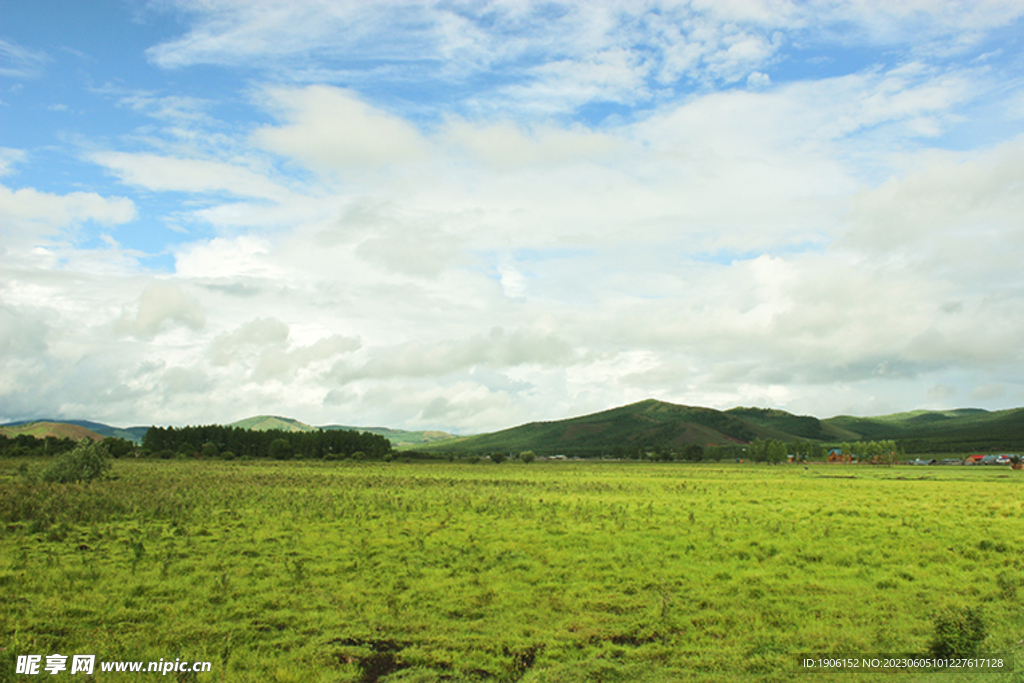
[0,433,136,459]
[141,425,392,460]
[0,433,80,457]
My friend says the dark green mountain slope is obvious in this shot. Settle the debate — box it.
[417,399,788,456]
[725,407,826,440]
[823,407,1024,452]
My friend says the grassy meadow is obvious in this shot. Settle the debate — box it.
[1,458,1022,682]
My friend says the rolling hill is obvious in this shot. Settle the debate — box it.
[0,419,149,442]
[412,400,1024,455]
[413,399,794,456]
[6,401,1021,456]
[821,407,1024,452]
[227,415,316,432]
[0,421,105,442]
[225,415,456,448]
[322,425,457,448]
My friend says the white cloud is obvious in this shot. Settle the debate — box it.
[143,1,1024,115]
[252,333,361,382]
[160,365,211,394]
[173,235,282,279]
[443,120,619,168]
[0,183,136,242]
[747,71,771,89]
[4,1,1024,429]
[252,86,428,170]
[844,137,1024,271]
[501,47,653,113]
[117,92,212,125]
[971,383,1005,400]
[50,63,1018,425]
[116,283,207,338]
[91,151,293,200]
[207,316,360,382]
[0,38,48,78]
[0,304,49,356]
[0,148,26,176]
[334,325,574,382]
[208,317,290,366]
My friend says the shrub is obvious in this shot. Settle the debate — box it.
[102,437,135,459]
[929,605,986,657]
[41,439,112,484]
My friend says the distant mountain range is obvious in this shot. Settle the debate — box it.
[224,415,456,448]
[0,419,148,443]
[4,400,1022,454]
[0,415,456,449]
[411,400,1024,455]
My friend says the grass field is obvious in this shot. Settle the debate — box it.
[1,458,1022,682]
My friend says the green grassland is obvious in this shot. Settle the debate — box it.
[1,459,1022,682]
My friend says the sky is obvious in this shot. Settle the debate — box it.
[2,0,1024,432]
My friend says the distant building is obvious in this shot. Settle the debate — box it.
[827,448,852,464]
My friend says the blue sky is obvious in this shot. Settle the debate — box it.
[3,1,1024,431]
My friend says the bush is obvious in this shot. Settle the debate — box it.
[929,605,986,657]
[102,437,135,459]
[41,439,112,484]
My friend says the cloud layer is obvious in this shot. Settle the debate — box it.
[1,2,1024,430]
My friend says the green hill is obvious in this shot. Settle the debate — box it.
[822,407,1024,452]
[416,399,794,456]
[414,400,1024,456]
[225,416,455,448]
[324,426,456,448]
[0,419,149,443]
[725,407,826,440]
[10,402,1021,457]
[0,421,105,442]
[227,416,316,432]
